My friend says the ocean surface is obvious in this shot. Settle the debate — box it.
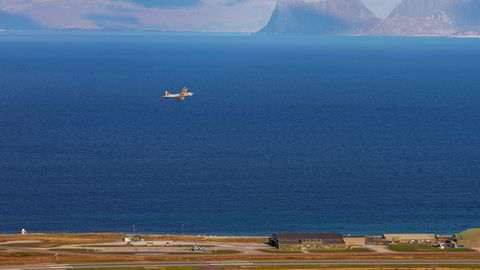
[1,32,479,236]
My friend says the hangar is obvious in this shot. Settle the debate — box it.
[269,232,344,250]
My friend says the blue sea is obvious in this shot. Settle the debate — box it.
[0,32,479,236]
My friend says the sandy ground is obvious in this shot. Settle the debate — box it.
[365,245,395,253]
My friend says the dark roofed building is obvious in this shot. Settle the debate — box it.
[270,232,344,250]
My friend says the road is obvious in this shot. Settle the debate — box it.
[2,260,480,269]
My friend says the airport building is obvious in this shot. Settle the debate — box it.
[383,234,436,243]
[343,236,366,246]
[269,233,345,250]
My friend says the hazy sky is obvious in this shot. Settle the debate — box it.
[0,0,403,31]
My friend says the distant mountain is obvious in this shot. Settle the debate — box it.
[373,0,480,35]
[0,0,275,32]
[258,0,380,35]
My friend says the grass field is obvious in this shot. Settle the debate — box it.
[72,265,480,270]
[0,234,124,248]
[210,249,242,254]
[49,248,241,256]
[240,265,480,269]
[165,250,242,255]
[2,234,480,266]
[388,244,476,252]
[256,249,303,253]
[0,234,266,246]
[108,234,266,243]
[308,248,374,253]
[76,268,201,270]
[75,268,201,270]
[161,245,215,248]
[2,251,480,266]
[51,248,105,254]
[0,242,51,248]
[80,244,216,248]
[257,248,373,253]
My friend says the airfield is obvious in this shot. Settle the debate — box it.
[2,234,480,269]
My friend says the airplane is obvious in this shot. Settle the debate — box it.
[163,87,194,101]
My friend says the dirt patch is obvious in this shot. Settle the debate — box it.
[0,234,125,248]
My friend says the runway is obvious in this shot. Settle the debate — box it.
[2,260,480,269]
